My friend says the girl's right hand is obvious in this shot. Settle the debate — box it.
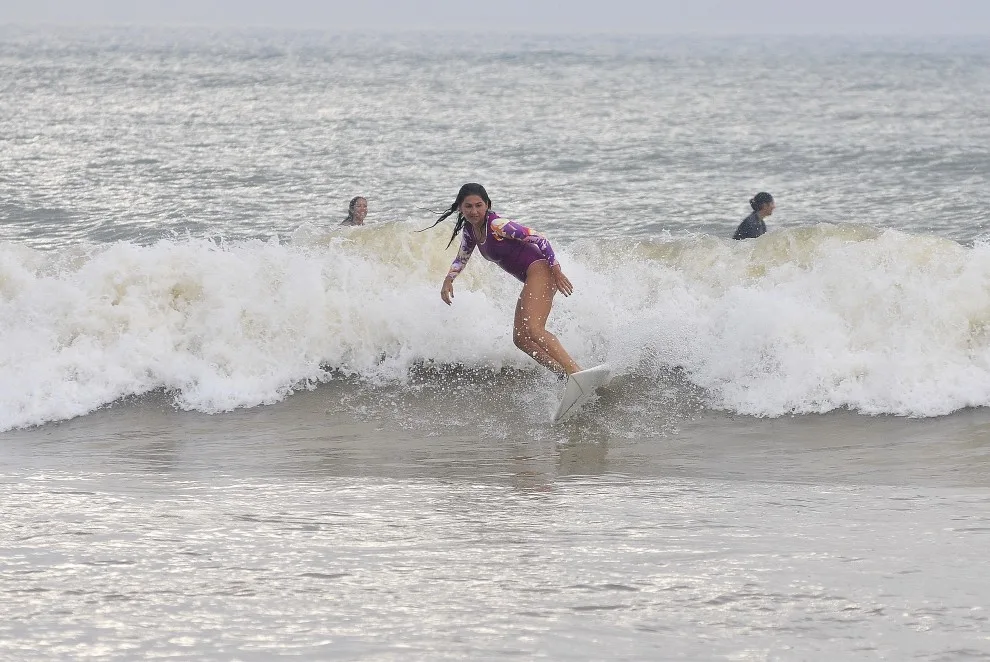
[440,277,454,305]
[551,264,574,297]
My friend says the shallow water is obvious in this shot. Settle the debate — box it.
[4,393,990,660]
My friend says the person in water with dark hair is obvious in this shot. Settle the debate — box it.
[424,183,582,377]
[340,196,367,226]
[733,192,774,240]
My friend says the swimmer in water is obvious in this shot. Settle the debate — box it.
[733,192,774,240]
[340,196,367,226]
[423,183,582,376]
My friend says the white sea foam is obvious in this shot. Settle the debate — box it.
[3,222,990,430]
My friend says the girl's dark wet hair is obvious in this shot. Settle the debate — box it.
[342,196,366,225]
[750,192,774,211]
[418,183,492,247]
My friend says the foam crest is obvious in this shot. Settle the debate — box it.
[616,225,990,417]
[2,222,990,430]
[0,225,549,430]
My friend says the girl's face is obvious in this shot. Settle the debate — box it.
[353,198,368,223]
[459,195,489,224]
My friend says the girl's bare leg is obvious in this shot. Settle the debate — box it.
[513,261,582,376]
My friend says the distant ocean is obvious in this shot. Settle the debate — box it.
[2,26,990,661]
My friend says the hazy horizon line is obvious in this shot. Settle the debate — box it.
[4,21,990,38]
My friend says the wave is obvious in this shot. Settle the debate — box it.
[2,221,990,431]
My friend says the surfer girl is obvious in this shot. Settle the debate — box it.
[424,183,582,377]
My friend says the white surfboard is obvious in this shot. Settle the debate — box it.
[552,364,612,424]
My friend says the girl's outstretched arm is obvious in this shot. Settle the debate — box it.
[441,230,477,305]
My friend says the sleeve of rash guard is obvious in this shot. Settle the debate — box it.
[446,230,477,280]
[491,218,557,267]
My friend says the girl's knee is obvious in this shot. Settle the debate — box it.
[520,323,550,345]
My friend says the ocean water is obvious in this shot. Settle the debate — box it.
[2,26,990,660]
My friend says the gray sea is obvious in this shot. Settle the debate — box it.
[2,26,990,660]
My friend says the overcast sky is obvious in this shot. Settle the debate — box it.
[3,0,990,35]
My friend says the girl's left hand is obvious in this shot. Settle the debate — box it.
[551,264,573,296]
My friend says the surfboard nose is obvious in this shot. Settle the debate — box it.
[552,364,612,423]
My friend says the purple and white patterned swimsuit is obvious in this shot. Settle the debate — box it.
[446,211,558,283]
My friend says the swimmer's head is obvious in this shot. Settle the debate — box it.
[345,196,367,225]
[750,192,774,215]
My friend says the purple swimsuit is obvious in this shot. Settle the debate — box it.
[446,211,557,283]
